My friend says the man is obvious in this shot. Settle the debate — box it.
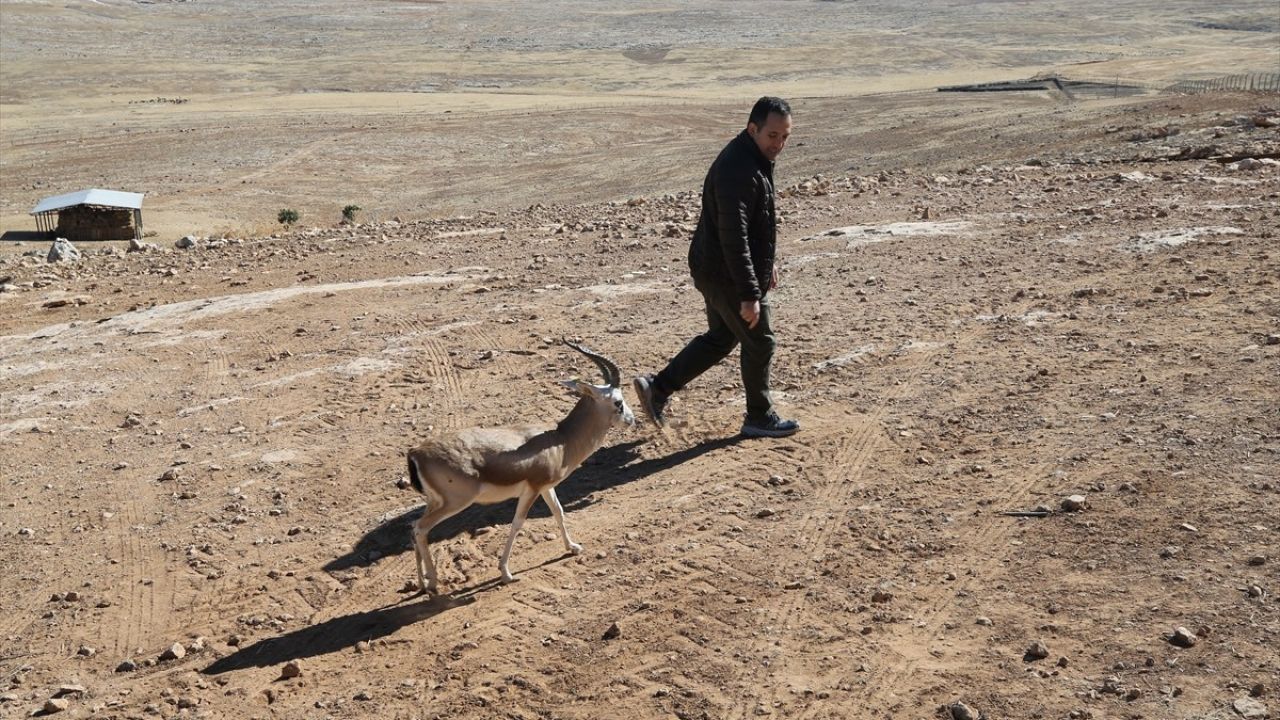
[633,96,799,438]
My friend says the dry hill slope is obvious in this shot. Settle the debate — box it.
[0,92,1278,720]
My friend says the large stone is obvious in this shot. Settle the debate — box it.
[1169,626,1198,648]
[1061,494,1088,512]
[1025,640,1050,661]
[1233,697,1268,719]
[47,238,81,263]
[159,642,186,661]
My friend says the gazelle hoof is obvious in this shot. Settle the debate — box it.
[568,542,583,556]
[500,570,516,584]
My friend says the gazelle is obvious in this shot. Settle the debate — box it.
[405,340,635,594]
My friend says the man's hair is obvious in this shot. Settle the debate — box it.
[748,96,791,128]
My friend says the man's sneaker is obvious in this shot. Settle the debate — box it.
[741,413,800,438]
[632,375,668,427]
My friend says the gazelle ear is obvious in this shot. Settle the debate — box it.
[560,379,589,396]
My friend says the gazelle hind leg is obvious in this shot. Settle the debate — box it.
[540,487,581,555]
[411,499,471,595]
[410,511,442,594]
[498,489,538,584]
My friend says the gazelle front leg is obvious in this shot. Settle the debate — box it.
[540,487,582,556]
[498,489,539,584]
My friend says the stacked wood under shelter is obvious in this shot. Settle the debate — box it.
[54,206,137,241]
[30,188,145,242]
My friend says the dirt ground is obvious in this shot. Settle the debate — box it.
[2,2,1280,720]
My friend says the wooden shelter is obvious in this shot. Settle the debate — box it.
[30,189,145,242]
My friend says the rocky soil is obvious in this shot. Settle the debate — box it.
[1,91,1278,720]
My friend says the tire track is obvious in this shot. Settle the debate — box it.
[102,491,172,658]
[853,460,1051,712]
[723,345,940,720]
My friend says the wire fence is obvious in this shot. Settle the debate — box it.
[1163,72,1280,94]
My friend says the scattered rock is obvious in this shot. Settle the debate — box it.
[51,685,85,699]
[353,690,373,701]
[42,296,90,308]
[1228,158,1280,172]
[175,235,201,249]
[115,659,138,672]
[46,238,80,263]
[1169,626,1198,648]
[1061,494,1088,512]
[159,642,186,661]
[602,622,621,641]
[41,698,70,714]
[755,508,776,518]
[975,616,993,626]
[1246,555,1266,566]
[280,660,302,679]
[949,701,977,720]
[1025,640,1050,661]
[1233,697,1269,719]
[76,645,95,657]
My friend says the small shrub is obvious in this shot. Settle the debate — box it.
[278,208,299,226]
[342,204,361,223]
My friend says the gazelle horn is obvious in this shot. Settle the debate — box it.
[563,338,621,388]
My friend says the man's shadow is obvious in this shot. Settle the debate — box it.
[323,434,743,574]
[203,434,742,675]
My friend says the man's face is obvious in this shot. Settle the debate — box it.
[748,112,792,162]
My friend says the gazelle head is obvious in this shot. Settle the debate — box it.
[562,339,636,428]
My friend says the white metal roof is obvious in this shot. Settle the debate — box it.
[31,188,145,215]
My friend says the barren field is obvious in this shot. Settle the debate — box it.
[2,1,1280,720]
[2,0,1278,236]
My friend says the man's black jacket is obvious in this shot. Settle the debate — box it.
[688,129,777,302]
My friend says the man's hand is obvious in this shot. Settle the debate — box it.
[739,300,761,329]
[770,266,779,290]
